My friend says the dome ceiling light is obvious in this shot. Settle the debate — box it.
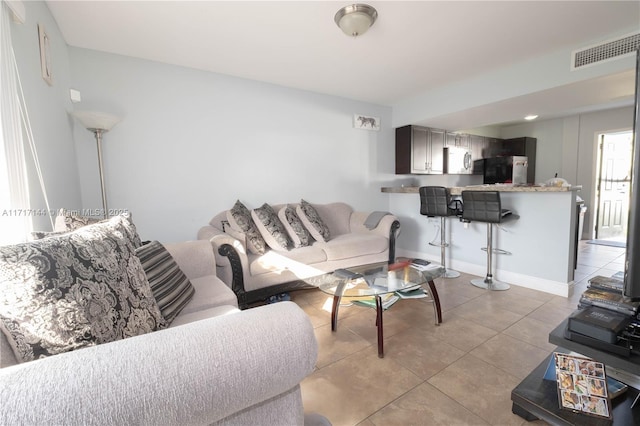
[334,4,378,37]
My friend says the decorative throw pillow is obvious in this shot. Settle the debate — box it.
[135,241,195,325]
[31,230,68,240]
[54,208,102,232]
[297,199,330,242]
[53,209,142,248]
[0,214,166,363]
[251,204,292,251]
[278,205,313,248]
[226,200,267,255]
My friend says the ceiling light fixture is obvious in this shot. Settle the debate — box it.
[335,4,378,37]
[524,115,539,121]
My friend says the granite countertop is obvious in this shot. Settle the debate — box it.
[381,184,582,194]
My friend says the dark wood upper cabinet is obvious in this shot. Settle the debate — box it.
[395,125,443,174]
[396,124,535,179]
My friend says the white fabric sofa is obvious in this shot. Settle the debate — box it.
[197,202,400,308]
[0,240,320,426]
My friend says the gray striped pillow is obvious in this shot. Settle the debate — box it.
[135,241,195,324]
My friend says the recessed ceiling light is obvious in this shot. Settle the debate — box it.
[524,115,538,121]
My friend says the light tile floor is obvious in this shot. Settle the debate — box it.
[294,241,626,426]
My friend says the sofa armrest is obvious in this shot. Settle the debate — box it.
[350,212,401,263]
[0,302,317,426]
[196,224,222,241]
[163,240,217,280]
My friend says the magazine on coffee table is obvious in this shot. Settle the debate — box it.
[553,352,612,420]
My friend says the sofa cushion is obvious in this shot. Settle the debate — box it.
[311,202,354,237]
[248,245,327,277]
[317,233,388,261]
[0,214,166,363]
[297,200,330,242]
[180,275,239,315]
[279,205,313,248]
[135,241,195,325]
[169,305,240,328]
[227,201,267,255]
[251,203,292,251]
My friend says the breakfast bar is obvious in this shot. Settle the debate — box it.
[382,184,582,297]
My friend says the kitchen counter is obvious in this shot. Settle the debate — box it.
[383,184,581,297]
[381,184,581,194]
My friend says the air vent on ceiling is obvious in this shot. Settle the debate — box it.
[571,32,640,70]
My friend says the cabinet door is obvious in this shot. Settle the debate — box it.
[470,134,486,160]
[445,131,457,147]
[456,133,470,149]
[429,128,445,174]
[411,127,429,173]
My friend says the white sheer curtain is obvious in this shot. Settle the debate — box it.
[0,1,31,244]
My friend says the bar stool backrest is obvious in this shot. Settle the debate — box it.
[419,186,451,217]
[462,191,502,224]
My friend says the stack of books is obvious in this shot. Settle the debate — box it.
[352,293,399,310]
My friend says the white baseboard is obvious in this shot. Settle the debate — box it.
[399,249,573,297]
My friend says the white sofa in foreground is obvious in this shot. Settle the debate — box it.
[197,202,400,308]
[0,218,321,425]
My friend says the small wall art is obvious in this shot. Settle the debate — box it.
[353,114,380,131]
[38,23,52,86]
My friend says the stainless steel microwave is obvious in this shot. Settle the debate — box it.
[443,146,472,174]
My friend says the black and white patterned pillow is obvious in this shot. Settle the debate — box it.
[55,208,102,232]
[135,241,195,324]
[54,209,142,248]
[251,204,292,251]
[226,200,267,255]
[278,205,313,248]
[31,230,68,240]
[0,214,166,363]
[297,199,330,242]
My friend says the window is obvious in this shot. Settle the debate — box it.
[0,2,32,244]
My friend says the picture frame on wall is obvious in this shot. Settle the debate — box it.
[353,114,380,131]
[38,23,52,86]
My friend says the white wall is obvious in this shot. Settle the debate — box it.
[9,1,82,230]
[68,48,394,242]
[392,26,637,129]
[500,106,634,239]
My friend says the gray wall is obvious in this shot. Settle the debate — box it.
[9,1,82,230]
[68,48,394,242]
[500,106,634,239]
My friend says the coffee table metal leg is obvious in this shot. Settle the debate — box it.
[375,295,384,358]
[331,295,341,331]
[425,279,442,325]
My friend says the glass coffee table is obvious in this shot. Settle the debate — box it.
[306,261,444,358]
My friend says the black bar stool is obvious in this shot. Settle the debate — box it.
[461,190,518,290]
[419,186,460,278]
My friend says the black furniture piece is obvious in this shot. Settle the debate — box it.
[461,190,518,290]
[419,186,460,278]
[511,319,640,425]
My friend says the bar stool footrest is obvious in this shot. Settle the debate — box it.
[480,247,512,255]
[429,242,449,248]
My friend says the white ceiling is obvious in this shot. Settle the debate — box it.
[46,1,640,129]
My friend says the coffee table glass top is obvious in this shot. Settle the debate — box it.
[307,261,445,297]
